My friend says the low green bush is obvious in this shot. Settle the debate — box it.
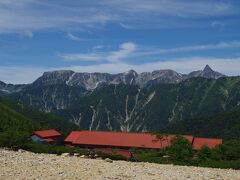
[217,139,240,160]
[199,160,240,170]
[96,151,127,161]
[23,143,86,155]
[0,128,29,149]
[196,145,212,162]
[167,135,194,163]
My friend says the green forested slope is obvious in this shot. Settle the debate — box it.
[0,96,79,134]
[164,106,240,139]
[0,103,40,132]
[55,77,240,132]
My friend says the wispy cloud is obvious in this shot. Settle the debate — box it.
[0,0,239,33]
[137,41,240,56]
[60,41,240,62]
[60,53,104,62]
[107,42,136,63]
[20,30,33,38]
[67,32,81,41]
[60,42,137,62]
[211,21,225,27]
[67,32,89,41]
[93,45,104,49]
[0,0,115,33]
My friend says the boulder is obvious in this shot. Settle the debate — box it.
[61,153,70,157]
[74,153,80,157]
[105,158,113,163]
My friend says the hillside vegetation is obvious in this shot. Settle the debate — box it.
[54,77,240,132]
[164,106,240,139]
[0,96,78,134]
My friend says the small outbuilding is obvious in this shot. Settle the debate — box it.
[31,129,61,144]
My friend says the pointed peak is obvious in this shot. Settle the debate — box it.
[203,64,213,72]
[124,69,138,76]
[129,69,137,73]
[0,80,6,85]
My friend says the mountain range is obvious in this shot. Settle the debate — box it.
[1,65,240,134]
[0,65,224,93]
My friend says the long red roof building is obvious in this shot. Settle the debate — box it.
[65,131,194,149]
[65,131,222,150]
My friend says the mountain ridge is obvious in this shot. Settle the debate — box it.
[16,65,225,91]
[0,65,226,93]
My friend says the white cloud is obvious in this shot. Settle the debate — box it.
[136,41,240,56]
[1,57,240,84]
[20,30,33,38]
[107,42,136,62]
[0,0,239,33]
[60,41,240,62]
[0,1,115,33]
[67,32,80,41]
[67,32,88,41]
[60,42,137,62]
[211,21,224,27]
[93,45,104,49]
[60,53,104,62]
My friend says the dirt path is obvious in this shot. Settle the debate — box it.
[0,149,239,180]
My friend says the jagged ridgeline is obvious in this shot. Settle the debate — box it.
[1,65,240,133]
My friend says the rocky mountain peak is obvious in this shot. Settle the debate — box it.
[34,70,74,86]
[125,69,138,77]
[0,80,6,87]
[42,70,74,76]
[200,65,224,79]
[28,66,226,90]
[203,65,213,73]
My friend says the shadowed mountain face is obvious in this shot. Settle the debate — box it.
[55,77,240,132]
[0,81,25,95]
[2,65,239,133]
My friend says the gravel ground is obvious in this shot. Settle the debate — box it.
[0,149,240,180]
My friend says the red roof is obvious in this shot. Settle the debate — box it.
[33,129,61,138]
[192,137,223,150]
[64,131,81,143]
[64,131,194,149]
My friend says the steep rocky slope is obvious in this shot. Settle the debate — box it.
[55,77,240,132]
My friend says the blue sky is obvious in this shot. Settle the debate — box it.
[0,0,240,84]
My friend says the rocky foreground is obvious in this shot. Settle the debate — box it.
[0,149,240,180]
